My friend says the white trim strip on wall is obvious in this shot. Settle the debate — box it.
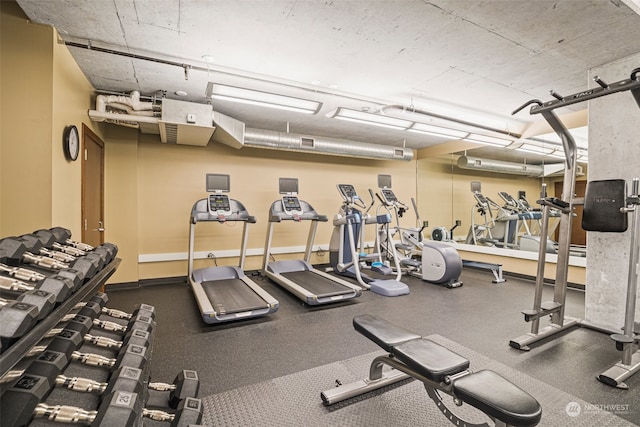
[138,244,331,263]
[139,240,586,267]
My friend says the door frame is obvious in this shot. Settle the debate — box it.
[81,124,105,245]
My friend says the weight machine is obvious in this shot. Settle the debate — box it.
[509,67,640,391]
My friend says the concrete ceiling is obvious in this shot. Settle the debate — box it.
[14,0,640,163]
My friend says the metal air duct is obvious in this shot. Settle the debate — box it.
[457,155,543,177]
[243,128,413,161]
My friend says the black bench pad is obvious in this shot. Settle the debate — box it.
[453,370,542,427]
[392,338,470,382]
[353,314,421,352]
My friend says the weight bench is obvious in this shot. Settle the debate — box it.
[321,315,542,427]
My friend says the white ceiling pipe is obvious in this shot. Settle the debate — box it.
[457,155,544,177]
[95,91,154,113]
[244,128,413,161]
[88,110,160,124]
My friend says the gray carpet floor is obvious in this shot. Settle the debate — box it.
[105,266,640,425]
[202,335,635,426]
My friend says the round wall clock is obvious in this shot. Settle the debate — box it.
[63,125,80,161]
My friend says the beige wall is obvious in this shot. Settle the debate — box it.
[1,2,105,239]
[131,135,416,280]
[1,3,54,234]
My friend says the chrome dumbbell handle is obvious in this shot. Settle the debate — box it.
[0,263,45,281]
[39,247,76,263]
[66,239,94,251]
[23,252,69,269]
[55,375,108,393]
[53,242,86,256]
[71,351,116,368]
[34,403,97,423]
[0,275,34,292]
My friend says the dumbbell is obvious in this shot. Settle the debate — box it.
[16,348,198,409]
[27,327,153,360]
[1,260,86,292]
[33,229,87,257]
[49,226,94,251]
[29,328,151,374]
[149,370,201,409]
[0,299,39,343]
[61,310,156,338]
[0,237,98,283]
[0,274,73,303]
[0,288,56,320]
[16,348,145,397]
[44,226,120,266]
[45,326,153,352]
[81,292,156,320]
[2,380,202,427]
[21,233,77,263]
[22,233,107,273]
[0,262,46,281]
[41,227,119,264]
[0,236,69,269]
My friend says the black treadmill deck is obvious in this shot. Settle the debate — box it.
[201,278,269,315]
[281,271,355,299]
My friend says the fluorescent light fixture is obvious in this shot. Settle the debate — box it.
[534,126,588,149]
[516,143,556,155]
[464,134,514,147]
[407,123,468,139]
[326,107,412,130]
[206,83,322,114]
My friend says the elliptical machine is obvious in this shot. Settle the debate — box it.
[329,184,409,297]
[374,178,463,289]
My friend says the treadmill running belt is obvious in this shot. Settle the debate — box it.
[201,279,269,314]
[281,271,354,299]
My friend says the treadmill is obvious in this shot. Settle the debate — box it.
[188,174,279,324]
[262,178,362,305]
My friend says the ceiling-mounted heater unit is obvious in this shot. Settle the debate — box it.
[159,99,215,146]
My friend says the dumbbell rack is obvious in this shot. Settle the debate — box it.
[0,257,120,376]
[2,228,204,426]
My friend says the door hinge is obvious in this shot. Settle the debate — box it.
[84,149,88,161]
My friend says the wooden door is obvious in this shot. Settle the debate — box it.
[554,180,586,246]
[81,124,105,247]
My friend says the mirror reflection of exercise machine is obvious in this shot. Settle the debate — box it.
[330,183,410,297]
[188,174,279,324]
[262,178,362,305]
[375,176,462,288]
[498,188,557,254]
[465,181,521,248]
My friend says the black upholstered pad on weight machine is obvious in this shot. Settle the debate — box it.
[582,179,628,232]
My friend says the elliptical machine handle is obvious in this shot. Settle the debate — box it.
[365,189,376,213]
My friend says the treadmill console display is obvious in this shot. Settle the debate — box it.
[208,194,232,216]
[338,184,359,203]
[282,196,303,215]
[380,189,398,204]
